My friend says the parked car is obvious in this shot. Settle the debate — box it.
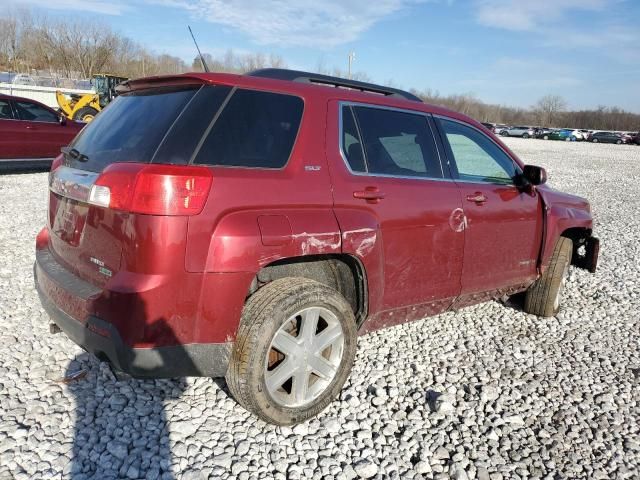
[589,131,623,144]
[0,94,84,170]
[628,131,640,145]
[620,132,636,144]
[493,123,508,134]
[480,122,494,131]
[500,126,536,138]
[535,128,554,140]
[567,129,585,141]
[548,129,578,141]
[34,68,599,425]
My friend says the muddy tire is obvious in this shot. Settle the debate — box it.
[73,106,99,122]
[226,277,357,425]
[524,237,573,317]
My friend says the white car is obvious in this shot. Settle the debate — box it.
[500,126,536,138]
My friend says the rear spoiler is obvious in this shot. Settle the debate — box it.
[116,74,216,94]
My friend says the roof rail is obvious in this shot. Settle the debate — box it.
[247,68,423,103]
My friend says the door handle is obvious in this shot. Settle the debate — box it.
[353,187,385,203]
[466,192,487,204]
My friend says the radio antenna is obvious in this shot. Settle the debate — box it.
[188,26,210,72]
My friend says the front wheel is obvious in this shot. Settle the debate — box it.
[592,138,599,143]
[543,135,549,140]
[73,106,99,122]
[524,237,573,317]
[226,278,357,425]
[616,139,622,145]
[522,133,529,139]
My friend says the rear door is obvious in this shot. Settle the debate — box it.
[327,102,464,328]
[0,98,25,159]
[13,99,62,158]
[434,116,542,305]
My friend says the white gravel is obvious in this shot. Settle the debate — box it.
[1,139,639,480]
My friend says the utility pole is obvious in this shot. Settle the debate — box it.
[348,51,356,79]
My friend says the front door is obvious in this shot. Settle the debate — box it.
[13,99,63,158]
[327,101,464,330]
[435,117,543,305]
[0,98,26,159]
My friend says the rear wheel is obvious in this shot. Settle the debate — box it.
[73,106,99,122]
[616,139,622,144]
[522,133,529,139]
[524,237,573,317]
[226,278,357,425]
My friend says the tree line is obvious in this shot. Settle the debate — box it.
[410,91,640,131]
[1,10,638,131]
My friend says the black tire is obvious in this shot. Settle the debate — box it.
[524,237,573,317]
[522,133,529,139]
[73,106,99,122]
[592,138,598,143]
[616,139,622,145]
[226,277,357,425]
[501,130,509,136]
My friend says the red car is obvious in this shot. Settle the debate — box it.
[34,69,599,425]
[0,93,84,169]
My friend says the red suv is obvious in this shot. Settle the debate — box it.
[35,69,599,425]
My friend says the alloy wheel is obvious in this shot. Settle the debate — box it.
[265,307,344,408]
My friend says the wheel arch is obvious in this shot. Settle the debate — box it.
[249,254,369,327]
[540,207,592,273]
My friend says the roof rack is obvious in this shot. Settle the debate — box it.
[247,68,423,103]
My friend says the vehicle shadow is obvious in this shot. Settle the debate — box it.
[500,291,526,312]
[63,294,209,479]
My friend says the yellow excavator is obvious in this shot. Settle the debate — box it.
[56,74,128,122]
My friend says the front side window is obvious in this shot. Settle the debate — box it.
[15,101,58,123]
[439,118,517,184]
[343,105,442,179]
[0,100,12,119]
[194,89,303,168]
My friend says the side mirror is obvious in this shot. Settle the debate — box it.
[522,164,547,186]
[59,114,67,126]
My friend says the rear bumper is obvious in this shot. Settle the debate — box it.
[34,250,232,379]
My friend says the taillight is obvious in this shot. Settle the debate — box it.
[89,163,213,216]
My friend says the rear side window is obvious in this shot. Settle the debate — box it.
[0,100,12,119]
[70,86,203,172]
[438,118,517,184]
[347,106,443,179]
[15,101,58,123]
[342,107,366,172]
[194,89,303,168]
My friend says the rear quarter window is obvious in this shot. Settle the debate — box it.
[193,89,303,169]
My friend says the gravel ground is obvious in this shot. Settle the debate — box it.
[0,138,639,480]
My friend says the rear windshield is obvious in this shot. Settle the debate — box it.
[67,85,303,172]
[67,85,230,172]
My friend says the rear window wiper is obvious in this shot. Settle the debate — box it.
[61,147,89,162]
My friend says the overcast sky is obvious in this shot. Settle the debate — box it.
[11,0,640,112]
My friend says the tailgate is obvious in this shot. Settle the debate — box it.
[48,166,124,287]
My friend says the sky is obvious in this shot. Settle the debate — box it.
[8,0,640,112]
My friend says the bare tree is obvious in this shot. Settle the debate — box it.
[535,94,568,127]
